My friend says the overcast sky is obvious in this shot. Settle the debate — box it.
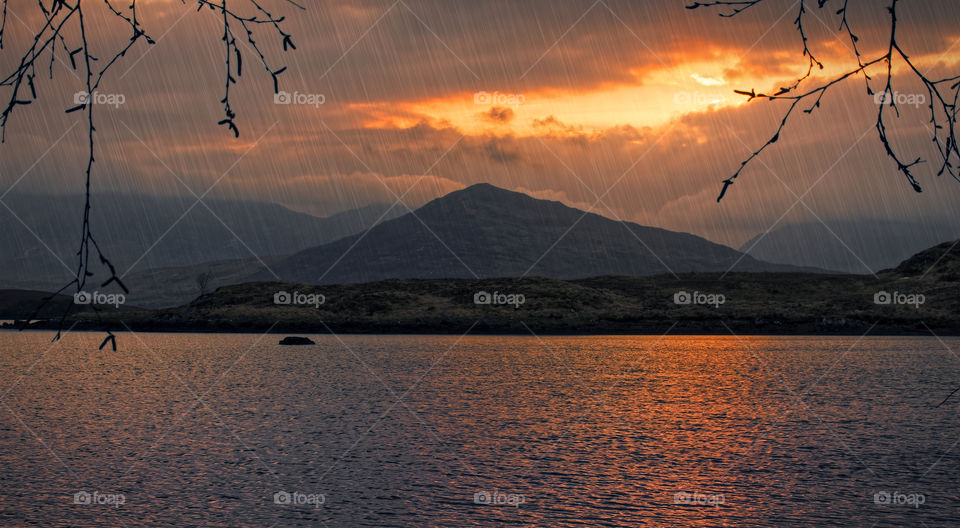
[1,0,958,246]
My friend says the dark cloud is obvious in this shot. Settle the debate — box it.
[481,137,521,164]
[481,106,515,123]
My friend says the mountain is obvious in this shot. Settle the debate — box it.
[256,183,816,284]
[0,193,400,290]
[739,220,960,274]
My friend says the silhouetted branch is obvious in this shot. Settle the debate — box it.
[686,1,764,18]
[0,0,6,50]
[689,0,960,200]
[191,0,301,137]
[0,0,300,343]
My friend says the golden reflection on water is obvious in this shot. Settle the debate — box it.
[0,332,957,527]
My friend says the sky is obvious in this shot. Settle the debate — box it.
[1,0,958,247]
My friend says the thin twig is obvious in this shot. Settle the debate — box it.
[0,0,299,345]
[689,0,960,200]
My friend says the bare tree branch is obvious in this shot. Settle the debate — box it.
[689,0,960,201]
[191,0,300,137]
[0,0,300,343]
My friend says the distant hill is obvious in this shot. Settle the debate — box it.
[114,257,275,308]
[0,289,139,319]
[739,220,960,274]
[257,183,816,284]
[0,193,400,291]
[0,290,75,319]
[886,240,960,280]
[18,240,960,335]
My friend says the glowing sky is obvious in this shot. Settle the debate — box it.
[1,0,958,247]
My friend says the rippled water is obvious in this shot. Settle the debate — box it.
[0,332,958,526]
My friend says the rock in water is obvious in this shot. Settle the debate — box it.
[279,336,315,345]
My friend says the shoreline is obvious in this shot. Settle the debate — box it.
[6,321,959,337]
[3,268,958,338]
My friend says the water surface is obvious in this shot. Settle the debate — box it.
[0,332,958,526]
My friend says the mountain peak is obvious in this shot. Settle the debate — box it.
[461,182,501,191]
[256,185,807,284]
[419,183,571,220]
[443,183,535,202]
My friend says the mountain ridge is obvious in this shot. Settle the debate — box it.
[0,192,401,293]
[256,183,821,284]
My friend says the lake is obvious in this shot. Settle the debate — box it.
[0,332,958,526]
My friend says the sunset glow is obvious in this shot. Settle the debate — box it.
[2,1,960,527]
